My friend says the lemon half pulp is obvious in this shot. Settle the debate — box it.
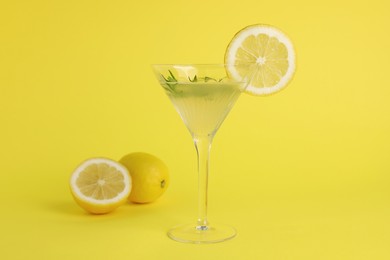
[70,158,132,214]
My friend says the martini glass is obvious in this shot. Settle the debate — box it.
[152,64,249,243]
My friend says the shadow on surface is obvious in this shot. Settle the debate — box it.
[43,198,178,224]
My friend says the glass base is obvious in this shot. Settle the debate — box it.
[167,223,236,244]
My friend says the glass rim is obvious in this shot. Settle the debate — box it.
[152,63,252,84]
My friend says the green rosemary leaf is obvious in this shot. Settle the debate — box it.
[189,75,198,82]
[161,70,178,91]
[204,76,217,82]
[168,70,177,81]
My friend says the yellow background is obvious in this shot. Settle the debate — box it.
[1,0,390,259]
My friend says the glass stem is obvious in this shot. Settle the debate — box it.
[194,134,213,230]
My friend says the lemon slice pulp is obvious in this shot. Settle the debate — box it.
[70,158,132,214]
[225,24,296,96]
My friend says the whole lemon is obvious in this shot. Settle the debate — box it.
[119,152,169,203]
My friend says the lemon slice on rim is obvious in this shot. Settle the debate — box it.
[70,158,132,214]
[225,24,296,96]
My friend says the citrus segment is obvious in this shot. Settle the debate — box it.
[225,24,296,95]
[70,158,132,214]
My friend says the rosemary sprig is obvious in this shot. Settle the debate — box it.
[161,70,178,91]
[161,71,227,90]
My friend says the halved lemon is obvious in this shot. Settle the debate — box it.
[70,158,132,214]
[225,24,296,96]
